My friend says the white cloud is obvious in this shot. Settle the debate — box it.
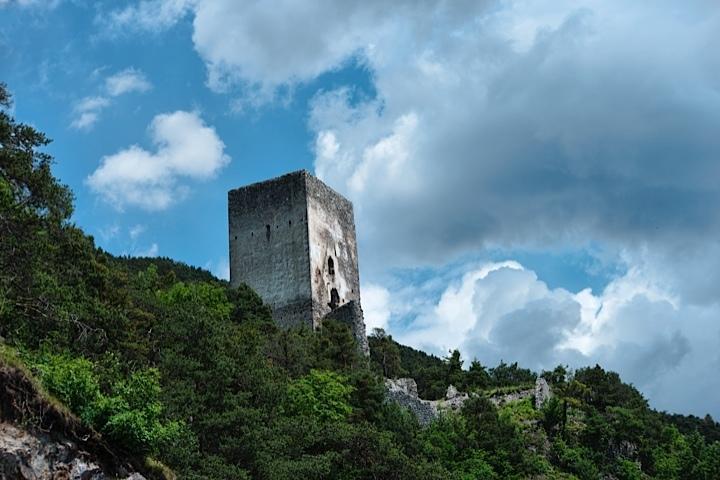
[0,0,62,8]
[390,258,720,417]
[129,224,146,240]
[103,0,474,100]
[98,223,120,242]
[105,68,152,96]
[86,110,229,211]
[104,0,720,417]
[361,283,391,332]
[70,67,151,131]
[99,0,194,35]
[134,242,159,257]
[70,96,110,131]
[307,2,720,271]
[206,257,230,280]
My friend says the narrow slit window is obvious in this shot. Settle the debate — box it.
[265,224,271,241]
[328,257,335,275]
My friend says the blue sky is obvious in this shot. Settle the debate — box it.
[2,0,720,418]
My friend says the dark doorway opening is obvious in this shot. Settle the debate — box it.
[329,288,340,310]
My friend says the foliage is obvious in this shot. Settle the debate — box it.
[368,328,402,378]
[285,369,354,422]
[28,351,180,455]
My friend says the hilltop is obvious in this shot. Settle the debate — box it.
[2,82,720,479]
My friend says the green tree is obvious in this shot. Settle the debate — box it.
[466,359,490,390]
[369,328,402,378]
[285,369,354,422]
[446,349,464,388]
[315,318,362,371]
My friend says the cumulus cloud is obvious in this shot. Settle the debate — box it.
[129,0,718,266]
[296,2,720,418]
[390,260,720,417]
[307,1,720,269]
[105,68,152,96]
[103,0,482,100]
[86,110,229,211]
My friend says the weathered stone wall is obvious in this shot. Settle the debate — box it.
[228,170,367,351]
[385,377,552,425]
[322,300,369,356]
[228,172,313,329]
[306,174,361,328]
[384,378,438,426]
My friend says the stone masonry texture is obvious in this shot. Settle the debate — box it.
[228,170,367,349]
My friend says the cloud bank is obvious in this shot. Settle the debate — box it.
[86,110,229,211]
[381,258,720,417]
[102,0,720,416]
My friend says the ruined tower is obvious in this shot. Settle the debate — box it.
[228,170,368,354]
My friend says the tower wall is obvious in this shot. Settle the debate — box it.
[306,174,361,328]
[228,172,312,329]
[228,170,367,355]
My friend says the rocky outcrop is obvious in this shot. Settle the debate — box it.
[385,377,552,425]
[535,377,551,409]
[0,359,150,480]
[0,423,145,480]
[435,385,469,412]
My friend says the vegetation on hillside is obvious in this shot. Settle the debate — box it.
[2,82,720,479]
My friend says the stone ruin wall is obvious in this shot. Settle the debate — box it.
[385,377,552,426]
[228,172,313,329]
[228,171,368,352]
[306,174,361,328]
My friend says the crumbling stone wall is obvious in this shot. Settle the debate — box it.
[384,378,438,426]
[385,377,552,425]
[305,173,361,328]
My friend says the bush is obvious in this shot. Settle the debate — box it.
[285,369,354,422]
[30,351,101,420]
[30,351,180,455]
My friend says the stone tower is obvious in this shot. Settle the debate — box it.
[228,170,368,354]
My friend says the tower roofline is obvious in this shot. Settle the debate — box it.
[227,170,310,195]
[227,169,353,211]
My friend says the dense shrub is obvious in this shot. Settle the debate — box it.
[29,351,180,455]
